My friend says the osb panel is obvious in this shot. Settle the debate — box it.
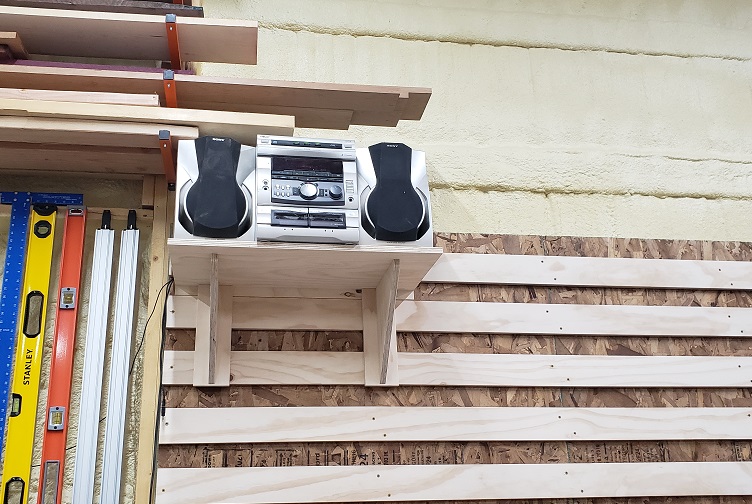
[163,386,560,409]
[158,440,750,468]
[162,233,752,498]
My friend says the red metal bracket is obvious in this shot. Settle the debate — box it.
[165,14,181,70]
[159,130,177,184]
[163,69,178,108]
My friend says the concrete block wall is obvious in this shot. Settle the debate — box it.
[197,0,752,240]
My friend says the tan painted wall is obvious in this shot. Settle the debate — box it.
[198,0,752,240]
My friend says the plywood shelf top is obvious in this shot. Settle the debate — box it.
[168,238,443,299]
[0,6,255,63]
[0,64,431,129]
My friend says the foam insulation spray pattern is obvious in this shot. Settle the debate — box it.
[71,213,114,504]
[100,211,140,504]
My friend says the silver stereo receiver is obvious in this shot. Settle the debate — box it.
[255,135,359,244]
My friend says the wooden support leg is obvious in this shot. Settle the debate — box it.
[363,259,399,386]
[134,176,169,504]
[193,254,231,387]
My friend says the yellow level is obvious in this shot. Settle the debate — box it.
[1,205,57,504]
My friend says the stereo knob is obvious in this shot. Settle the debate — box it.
[299,183,318,200]
[329,185,343,200]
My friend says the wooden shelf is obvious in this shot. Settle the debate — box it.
[0,0,204,17]
[0,116,198,175]
[0,97,294,145]
[0,64,432,129]
[168,238,442,299]
[169,238,441,388]
[0,6,255,63]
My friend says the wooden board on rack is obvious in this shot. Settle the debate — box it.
[0,64,431,128]
[161,351,752,387]
[168,239,442,299]
[0,116,195,148]
[0,6,255,63]
[0,0,204,17]
[159,407,752,444]
[0,117,198,175]
[156,462,752,503]
[424,253,752,289]
[396,301,752,336]
[0,98,294,145]
[0,87,160,106]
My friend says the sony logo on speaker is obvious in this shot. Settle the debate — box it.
[211,137,227,142]
[386,143,399,148]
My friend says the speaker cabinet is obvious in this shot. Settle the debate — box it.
[357,142,432,246]
[174,136,256,240]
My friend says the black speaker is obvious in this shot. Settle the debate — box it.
[175,136,255,240]
[357,142,432,245]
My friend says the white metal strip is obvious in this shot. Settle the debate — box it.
[71,227,114,504]
[162,351,752,388]
[100,226,140,504]
[156,462,752,503]
[424,253,752,289]
[160,406,752,444]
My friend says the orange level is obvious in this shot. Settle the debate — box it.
[37,207,87,504]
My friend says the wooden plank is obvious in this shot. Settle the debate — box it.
[0,6,255,63]
[398,353,752,387]
[424,253,752,290]
[0,0,204,17]
[191,280,231,387]
[0,65,431,128]
[0,142,165,175]
[159,406,752,444]
[169,295,359,331]
[156,462,752,502]
[0,87,160,106]
[163,351,364,385]
[0,116,196,148]
[168,295,752,336]
[161,351,752,387]
[0,31,28,58]
[0,98,294,145]
[396,301,752,336]
[168,239,441,299]
[376,260,399,385]
[141,175,156,209]
[361,289,379,386]
[134,177,170,504]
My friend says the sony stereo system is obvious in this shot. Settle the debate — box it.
[174,135,432,246]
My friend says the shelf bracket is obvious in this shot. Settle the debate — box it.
[362,259,400,386]
[162,70,178,108]
[158,130,177,185]
[165,14,182,70]
[193,254,232,387]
